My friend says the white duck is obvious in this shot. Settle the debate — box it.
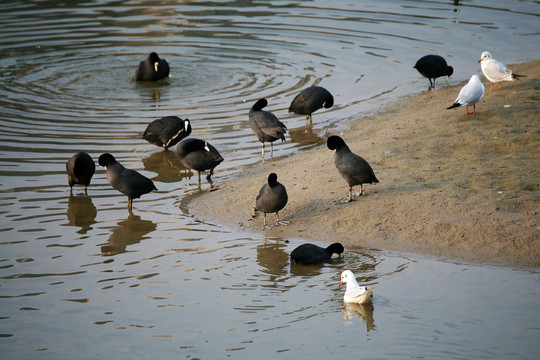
[339,270,373,304]
[446,74,485,116]
[478,51,526,91]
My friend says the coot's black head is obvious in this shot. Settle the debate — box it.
[268,172,278,185]
[327,242,345,255]
[149,52,160,63]
[98,153,117,167]
[327,135,346,151]
[323,91,334,109]
[447,66,454,77]
[184,118,191,132]
[252,98,268,112]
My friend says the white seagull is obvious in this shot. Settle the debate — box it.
[446,74,485,116]
[339,270,373,304]
[478,51,526,91]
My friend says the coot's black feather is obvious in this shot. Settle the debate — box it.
[290,243,344,265]
[135,52,170,81]
[142,116,191,149]
[66,152,95,192]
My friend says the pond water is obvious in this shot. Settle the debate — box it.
[1,0,539,358]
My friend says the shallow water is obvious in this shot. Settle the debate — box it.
[1,0,539,358]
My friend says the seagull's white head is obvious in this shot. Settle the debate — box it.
[478,51,492,63]
[339,270,354,287]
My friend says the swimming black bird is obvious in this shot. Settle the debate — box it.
[66,152,95,194]
[290,242,344,265]
[327,135,378,202]
[289,86,334,126]
[135,52,170,81]
[413,55,453,90]
[98,153,157,210]
[142,117,191,150]
[249,98,287,161]
[255,173,288,229]
[176,138,223,188]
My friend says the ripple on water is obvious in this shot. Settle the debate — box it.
[0,1,539,359]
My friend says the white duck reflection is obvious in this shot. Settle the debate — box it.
[342,302,375,331]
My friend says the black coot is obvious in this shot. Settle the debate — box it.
[98,153,157,210]
[413,55,453,90]
[289,86,334,126]
[249,98,287,161]
[290,242,344,265]
[176,138,223,188]
[135,52,170,81]
[255,173,288,229]
[142,116,191,149]
[66,152,95,193]
[327,135,378,202]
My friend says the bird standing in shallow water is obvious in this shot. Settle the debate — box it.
[254,173,288,229]
[66,152,95,194]
[135,52,170,81]
[290,243,344,265]
[446,74,485,116]
[413,54,454,90]
[142,117,191,150]
[249,98,287,162]
[327,135,379,203]
[98,153,157,210]
[478,51,526,91]
[289,86,334,126]
[176,138,223,189]
[340,270,373,304]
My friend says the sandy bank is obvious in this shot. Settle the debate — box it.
[189,60,540,268]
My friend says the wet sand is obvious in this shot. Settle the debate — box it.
[190,60,540,268]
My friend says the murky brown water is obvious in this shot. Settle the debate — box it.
[1,0,539,358]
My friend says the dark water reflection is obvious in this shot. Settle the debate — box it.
[66,194,97,234]
[1,0,539,358]
[101,213,157,256]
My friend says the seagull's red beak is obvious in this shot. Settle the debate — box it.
[477,59,483,63]
[339,281,344,287]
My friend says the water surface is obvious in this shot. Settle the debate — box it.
[1,0,539,358]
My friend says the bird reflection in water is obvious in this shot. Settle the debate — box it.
[142,150,192,183]
[101,213,156,256]
[287,126,324,150]
[256,237,290,277]
[66,193,97,235]
[342,301,375,331]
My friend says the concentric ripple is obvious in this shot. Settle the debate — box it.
[1,1,540,359]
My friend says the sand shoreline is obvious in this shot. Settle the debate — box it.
[189,60,540,268]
